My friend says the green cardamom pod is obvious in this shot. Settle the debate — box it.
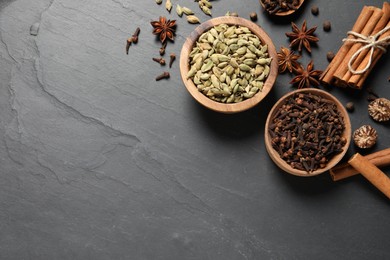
[165,0,172,12]
[187,15,200,24]
[182,7,194,15]
[236,47,247,55]
[212,67,222,78]
[201,60,213,72]
[187,66,197,79]
[239,64,251,72]
[229,58,239,68]
[176,4,183,17]
[243,59,256,66]
[201,6,212,16]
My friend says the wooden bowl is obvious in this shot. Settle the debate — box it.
[264,88,352,176]
[179,16,278,114]
[259,0,305,16]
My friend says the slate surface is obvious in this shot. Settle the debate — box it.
[0,0,389,259]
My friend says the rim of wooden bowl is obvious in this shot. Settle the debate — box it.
[264,88,352,177]
[179,16,278,114]
[259,0,305,16]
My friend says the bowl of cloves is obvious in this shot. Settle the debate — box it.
[265,88,351,176]
[259,0,305,16]
[180,16,278,114]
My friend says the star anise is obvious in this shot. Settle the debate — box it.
[151,16,176,43]
[277,46,301,73]
[286,20,318,53]
[290,60,322,89]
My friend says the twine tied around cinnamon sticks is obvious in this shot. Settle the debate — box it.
[320,3,390,89]
[343,26,390,74]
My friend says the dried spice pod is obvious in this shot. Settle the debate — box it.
[286,20,319,53]
[165,0,172,12]
[277,46,301,73]
[151,16,176,43]
[176,4,183,17]
[156,71,170,81]
[368,98,390,122]
[290,60,322,89]
[353,125,377,149]
[187,15,200,24]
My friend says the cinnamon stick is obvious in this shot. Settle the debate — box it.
[356,53,381,88]
[351,20,390,88]
[330,148,390,181]
[342,3,390,85]
[348,153,390,199]
[332,8,384,82]
[320,6,375,85]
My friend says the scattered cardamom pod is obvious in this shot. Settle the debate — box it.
[165,0,172,12]
[201,6,212,16]
[155,0,162,4]
[187,15,200,24]
[176,4,183,17]
[182,7,194,15]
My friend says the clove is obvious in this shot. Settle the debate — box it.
[160,41,167,56]
[169,53,176,68]
[131,27,140,43]
[152,57,166,65]
[126,37,132,55]
[155,72,170,81]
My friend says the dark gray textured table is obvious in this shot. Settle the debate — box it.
[1,0,389,259]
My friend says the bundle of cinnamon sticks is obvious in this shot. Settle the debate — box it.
[320,3,390,89]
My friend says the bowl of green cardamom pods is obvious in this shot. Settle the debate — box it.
[180,16,278,114]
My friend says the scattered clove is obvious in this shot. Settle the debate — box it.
[160,42,167,56]
[125,27,140,54]
[169,53,176,68]
[131,27,140,44]
[126,37,132,55]
[156,71,170,81]
[152,57,166,65]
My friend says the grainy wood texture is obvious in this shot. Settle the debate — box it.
[264,88,352,176]
[180,16,278,114]
[259,0,305,16]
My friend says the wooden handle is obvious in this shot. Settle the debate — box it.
[348,153,390,199]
